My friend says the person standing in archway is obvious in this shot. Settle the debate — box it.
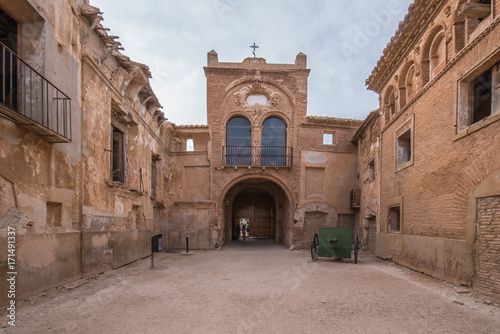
[240,218,249,242]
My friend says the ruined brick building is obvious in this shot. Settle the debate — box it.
[1,0,499,306]
[354,0,500,303]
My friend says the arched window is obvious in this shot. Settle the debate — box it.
[261,117,287,166]
[225,116,251,165]
[406,65,415,101]
[430,32,445,80]
[383,86,396,124]
[422,26,445,85]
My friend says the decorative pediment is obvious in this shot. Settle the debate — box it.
[233,82,282,110]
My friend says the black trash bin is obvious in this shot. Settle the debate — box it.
[151,234,162,252]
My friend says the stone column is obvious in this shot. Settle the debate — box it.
[251,125,262,166]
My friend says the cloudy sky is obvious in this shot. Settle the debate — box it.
[92,0,414,125]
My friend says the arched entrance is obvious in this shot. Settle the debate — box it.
[221,177,292,245]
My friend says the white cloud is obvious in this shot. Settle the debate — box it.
[92,0,413,124]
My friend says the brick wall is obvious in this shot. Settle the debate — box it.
[475,196,500,303]
[378,21,500,240]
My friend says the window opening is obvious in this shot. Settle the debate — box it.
[225,116,251,165]
[151,156,157,198]
[111,126,125,183]
[472,68,492,124]
[387,206,400,232]
[323,133,333,145]
[246,94,268,105]
[186,138,194,152]
[262,117,286,166]
[397,129,411,167]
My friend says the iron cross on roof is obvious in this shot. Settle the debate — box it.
[250,43,259,57]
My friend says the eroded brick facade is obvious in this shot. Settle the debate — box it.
[358,0,500,302]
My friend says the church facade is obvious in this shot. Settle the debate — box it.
[164,51,361,251]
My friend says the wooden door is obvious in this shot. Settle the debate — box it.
[234,193,273,238]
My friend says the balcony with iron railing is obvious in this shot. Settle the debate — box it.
[350,189,361,209]
[222,146,293,167]
[0,42,71,143]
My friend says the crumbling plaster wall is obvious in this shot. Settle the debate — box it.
[355,113,381,252]
[0,0,84,305]
[79,5,166,276]
[1,0,167,305]
[162,124,214,250]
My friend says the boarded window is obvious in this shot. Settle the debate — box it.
[305,167,325,200]
[46,202,62,227]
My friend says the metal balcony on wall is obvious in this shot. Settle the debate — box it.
[222,146,293,167]
[0,42,71,143]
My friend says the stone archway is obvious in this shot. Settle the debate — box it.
[220,177,292,247]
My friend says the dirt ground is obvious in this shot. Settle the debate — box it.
[2,239,500,334]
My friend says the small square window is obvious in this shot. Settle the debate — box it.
[323,132,336,145]
[397,129,411,166]
[387,206,400,233]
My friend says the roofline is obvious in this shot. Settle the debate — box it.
[365,0,447,93]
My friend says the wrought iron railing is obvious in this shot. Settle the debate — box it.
[222,146,292,167]
[350,189,361,209]
[0,41,71,142]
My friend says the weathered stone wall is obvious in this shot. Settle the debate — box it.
[0,0,84,306]
[354,111,380,252]
[0,0,166,305]
[79,3,166,276]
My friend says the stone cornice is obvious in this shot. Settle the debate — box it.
[303,116,363,129]
[366,0,447,93]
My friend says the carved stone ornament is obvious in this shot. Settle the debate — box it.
[394,75,399,83]
[233,83,281,110]
[444,6,451,18]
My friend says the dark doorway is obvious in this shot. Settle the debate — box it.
[0,8,17,53]
[0,8,18,110]
[232,189,275,239]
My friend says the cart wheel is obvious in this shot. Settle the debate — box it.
[311,233,319,261]
[354,233,358,264]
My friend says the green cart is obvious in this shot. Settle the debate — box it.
[310,227,358,263]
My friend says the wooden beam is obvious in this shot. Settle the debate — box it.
[83,16,102,44]
[102,43,121,61]
[457,3,491,19]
